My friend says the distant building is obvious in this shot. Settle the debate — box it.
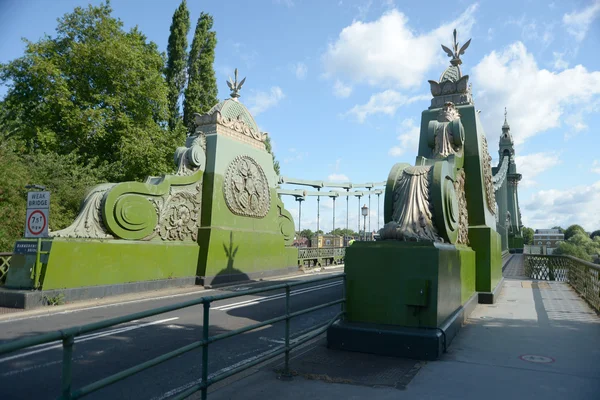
[533,229,564,250]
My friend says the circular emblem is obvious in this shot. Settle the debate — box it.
[223,155,271,218]
[519,355,555,364]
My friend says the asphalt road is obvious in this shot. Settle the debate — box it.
[0,271,344,400]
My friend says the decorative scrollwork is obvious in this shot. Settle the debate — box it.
[151,184,202,241]
[481,135,496,214]
[380,165,440,242]
[223,155,271,218]
[277,200,295,246]
[50,183,116,239]
[454,169,469,245]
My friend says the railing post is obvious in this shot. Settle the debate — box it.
[341,274,346,321]
[202,301,210,400]
[61,334,74,400]
[281,284,293,380]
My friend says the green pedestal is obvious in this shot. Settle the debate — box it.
[5,239,200,290]
[468,225,502,303]
[328,240,477,360]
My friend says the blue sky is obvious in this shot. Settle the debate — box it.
[1,0,600,233]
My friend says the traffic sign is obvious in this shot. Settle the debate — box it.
[27,191,50,209]
[25,208,49,238]
[24,190,50,238]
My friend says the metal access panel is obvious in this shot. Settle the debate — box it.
[404,279,430,307]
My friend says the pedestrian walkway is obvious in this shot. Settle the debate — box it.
[205,255,600,400]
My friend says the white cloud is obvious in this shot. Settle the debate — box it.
[333,80,353,98]
[591,160,600,174]
[292,62,307,79]
[471,41,600,146]
[563,1,600,42]
[328,173,350,181]
[514,152,561,188]
[346,90,428,122]
[247,87,285,115]
[552,52,569,70]
[523,181,600,231]
[389,118,420,157]
[322,4,477,89]
[506,16,554,47]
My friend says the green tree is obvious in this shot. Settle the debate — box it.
[183,12,218,130]
[0,2,177,182]
[553,232,600,262]
[590,230,600,239]
[0,143,30,252]
[299,229,314,239]
[522,226,534,245]
[564,224,586,240]
[264,135,281,176]
[551,226,564,233]
[165,0,190,131]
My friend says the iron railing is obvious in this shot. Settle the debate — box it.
[298,247,345,267]
[0,252,11,285]
[0,273,346,399]
[524,254,600,312]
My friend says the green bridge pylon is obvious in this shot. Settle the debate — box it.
[328,29,506,361]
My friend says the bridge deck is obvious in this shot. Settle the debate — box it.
[207,255,600,400]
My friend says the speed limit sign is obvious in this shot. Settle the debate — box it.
[25,191,50,238]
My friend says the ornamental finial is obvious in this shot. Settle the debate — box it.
[441,29,471,67]
[227,68,246,101]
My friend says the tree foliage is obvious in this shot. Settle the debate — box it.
[564,224,586,241]
[183,12,217,130]
[264,135,280,176]
[553,232,600,262]
[522,226,534,245]
[0,1,178,182]
[165,0,190,131]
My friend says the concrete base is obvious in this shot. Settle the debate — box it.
[327,292,478,361]
[200,266,300,288]
[0,276,197,309]
[478,277,505,304]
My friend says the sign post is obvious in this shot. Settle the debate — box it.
[24,190,50,288]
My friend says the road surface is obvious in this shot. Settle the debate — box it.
[0,271,344,400]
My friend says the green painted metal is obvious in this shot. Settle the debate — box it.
[468,226,502,293]
[197,133,296,281]
[5,239,200,290]
[0,274,345,400]
[344,241,475,328]
[0,252,11,285]
[297,247,345,267]
[524,254,600,312]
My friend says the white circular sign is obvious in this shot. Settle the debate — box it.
[27,210,47,235]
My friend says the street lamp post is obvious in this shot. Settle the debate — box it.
[361,204,368,241]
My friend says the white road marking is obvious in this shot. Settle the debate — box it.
[213,281,342,311]
[0,290,213,324]
[0,317,179,363]
[1,355,84,377]
[0,270,344,324]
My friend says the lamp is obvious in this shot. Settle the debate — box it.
[361,204,368,241]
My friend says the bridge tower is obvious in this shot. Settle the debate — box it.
[493,109,523,251]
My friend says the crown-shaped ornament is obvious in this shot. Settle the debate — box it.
[428,29,472,102]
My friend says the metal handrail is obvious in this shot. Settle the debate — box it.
[524,254,599,312]
[0,273,346,400]
[0,252,11,284]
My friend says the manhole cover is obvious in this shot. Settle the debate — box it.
[519,354,555,364]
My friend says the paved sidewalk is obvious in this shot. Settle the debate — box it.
[206,256,600,400]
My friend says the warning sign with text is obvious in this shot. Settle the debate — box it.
[25,191,50,238]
